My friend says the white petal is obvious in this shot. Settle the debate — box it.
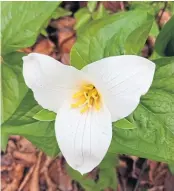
[23,53,85,113]
[82,55,155,121]
[55,101,112,174]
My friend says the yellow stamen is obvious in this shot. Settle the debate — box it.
[71,96,86,108]
[94,99,100,110]
[83,84,94,90]
[88,97,93,108]
[72,91,84,98]
[80,104,89,113]
[71,84,101,113]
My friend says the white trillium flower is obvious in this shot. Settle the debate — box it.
[23,53,155,174]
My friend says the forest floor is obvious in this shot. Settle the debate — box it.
[1,2,174,191]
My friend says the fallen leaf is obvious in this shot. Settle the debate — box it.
[33,38,55,55]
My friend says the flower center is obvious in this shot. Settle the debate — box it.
[71,84,101,113]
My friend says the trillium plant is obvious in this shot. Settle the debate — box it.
[23,53,155,174]
[2,2,174,189]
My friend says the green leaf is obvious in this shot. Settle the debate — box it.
[40,29,48,37]
[1,52,42,126]
[109,57,174,163]
[97,168,117,190]
[92,4,109,20]
[125,15,153,54]
[1,133,9,151]
[97,154,118,190]
[51,7,72,19]
[150,21,159,37]
[71,10,154,69]
[33,109,56,121]
[66,165,100,191]
[2,52,27,123]
[155,16,174,56]
[87,1,97,13]
[1,1,60,55]
[4,90,42,126]
[71,10,174,163]
[74,7,91,31]
[66,153,117,191]
[2,121,59,157]
[129,2,153,11]
[129,2,162,15]
[113,118,136,129]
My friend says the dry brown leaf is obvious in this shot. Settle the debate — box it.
[13,151,37,165]
[58,29,76,53]
[7,140,17,154]
[1,153,14,167]
[147,160,159,183]
[164,172,174,191]
[44,170,57,191]
[17,137,36,153]
[48,158,60,185]
[158,10,171,28]
[33,38,55,55]
[4,163,24,191]
[51,17,76,29]
[102,1,125,12]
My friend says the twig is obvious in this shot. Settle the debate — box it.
[19,165,35,191]
[133,160,147,191]
[29,151,43,191]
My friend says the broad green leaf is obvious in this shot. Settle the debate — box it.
[97,154,118,190]
[33,109,56,121]
[113,118,136,129]
[109,57,174,163]
[1,1,60,55]
[155,16,174,56]
[4,90,42,126]
[2,52,27,123]
[125,15,153,54]
[71,10,154,69]
[2,121,59,157]
[74,8,91,30]
[150,21,159,37]
[97,168,117,190]
[1,52,42,126]
[87,1,97,13]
